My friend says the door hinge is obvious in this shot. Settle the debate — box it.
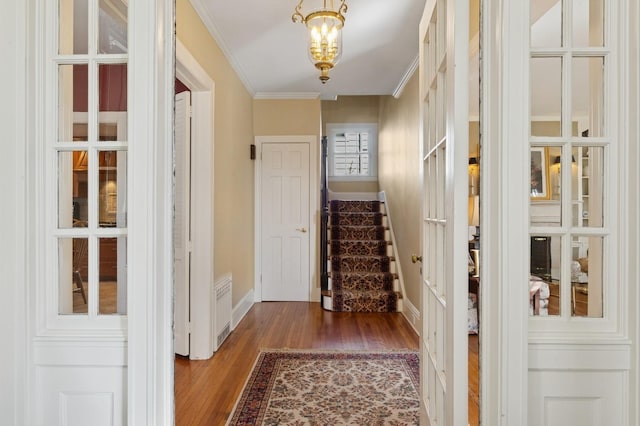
[187,105,192,118]
[186,322,192,334]
[187,240,193,252]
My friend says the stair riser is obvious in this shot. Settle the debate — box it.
[329,258,396,274]
[329,200,383,213]
[329,228,390,241]
[328,277,400,292]
[328,241,391,256]
[331,292,398,313]
[328,260,397,274]
[329,214,388,227]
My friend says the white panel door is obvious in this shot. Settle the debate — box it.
[419,0,469,424]
[174,91,191,356]
[261,143,310,301]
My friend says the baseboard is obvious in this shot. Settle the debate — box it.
[402,297,420,337]
[232,288,254,330]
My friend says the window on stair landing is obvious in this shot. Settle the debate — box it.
[327,123,378,180]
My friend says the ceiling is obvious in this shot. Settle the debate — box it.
[189,0,427,100]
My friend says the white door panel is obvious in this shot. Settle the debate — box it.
[174,91,191,356]
[261,143,310,301]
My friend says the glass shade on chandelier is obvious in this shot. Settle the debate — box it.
[292,0,347,84]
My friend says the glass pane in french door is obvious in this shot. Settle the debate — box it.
[572,0,605,47]
[58,0,88,55]
[58,64,88,142]
[98,237,127,315]
[59,237,89,315]
[98,0,128,54]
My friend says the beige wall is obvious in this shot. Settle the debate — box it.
[177,0,255,306]
[321,96,380,134]
[321,96,380,193]
[470,121,480,158]
[253,99,321,136]
[253,99,322,299]
[328,181,379,193]
[378,73,421,312]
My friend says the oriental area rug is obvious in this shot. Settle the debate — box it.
[226,350,420,425]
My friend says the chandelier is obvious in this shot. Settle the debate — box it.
[292,0,348,84]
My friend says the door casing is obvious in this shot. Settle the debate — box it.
[176,39,215,360]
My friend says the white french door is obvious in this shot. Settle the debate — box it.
[419,0,469,424]
[28,0,175,424]
[525,1,633,424]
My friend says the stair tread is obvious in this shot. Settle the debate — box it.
[330,271,398,277]
[328,224,389,228]
[332,290,400,296]
[327,238,392,246]
[329,211,386,215]
[330,254,395,259]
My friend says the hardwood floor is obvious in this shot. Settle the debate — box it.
[174,302,480,425]
[469,334,480,426]
[72,280,119,314]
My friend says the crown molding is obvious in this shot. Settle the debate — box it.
[253,92,321,100]
[392,55,418,99]
[189,0,256,97]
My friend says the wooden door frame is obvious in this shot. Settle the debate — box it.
[176,39,215,360]
[253,135,318,303]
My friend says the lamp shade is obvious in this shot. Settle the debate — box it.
[307,13,343,80]
[468,195,480,227]
[293,0,348,83]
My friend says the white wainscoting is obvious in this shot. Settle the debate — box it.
[528,370,626,426]
[34,341,127,425]
[528,344,630,426]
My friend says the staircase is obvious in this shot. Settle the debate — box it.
[322,199,402,312]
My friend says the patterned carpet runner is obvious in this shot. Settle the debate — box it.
[327,200,400,312]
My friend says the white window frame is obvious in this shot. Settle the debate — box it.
[326,123,378,181]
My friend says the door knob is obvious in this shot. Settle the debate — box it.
[296,227,307,233]
[411,254,422,263]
